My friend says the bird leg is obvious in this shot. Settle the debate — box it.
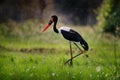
[64,50,84,64]
[64,42,88,65]
[73,42,82,51]
[69,41,73,66]
[73,42,88,57]
[64,42,82,65]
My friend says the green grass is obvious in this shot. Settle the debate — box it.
[0,50,116,80]
[0,21,120,80]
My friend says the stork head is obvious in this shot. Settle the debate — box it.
[42,15,58,32]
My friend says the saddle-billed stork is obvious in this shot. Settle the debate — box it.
[42,15,89,65]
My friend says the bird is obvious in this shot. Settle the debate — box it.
[42,15,89,65]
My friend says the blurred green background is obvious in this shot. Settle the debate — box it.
[0,0,120,80]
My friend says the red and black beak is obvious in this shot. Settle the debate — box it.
[42,18,54,32]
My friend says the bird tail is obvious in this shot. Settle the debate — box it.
[80,40,89,51]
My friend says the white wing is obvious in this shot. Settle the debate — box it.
[58,26,71,33]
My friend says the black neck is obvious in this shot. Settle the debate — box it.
[53,21,59,33]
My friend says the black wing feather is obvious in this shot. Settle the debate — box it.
[61,29,89,50]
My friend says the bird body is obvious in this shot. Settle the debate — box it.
[42,15,89,65]
[42,15,89,51]
[58,26,88,51]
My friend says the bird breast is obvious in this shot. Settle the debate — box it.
[58,26,70,33]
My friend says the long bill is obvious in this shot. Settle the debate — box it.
[42,24,51,32]
[42,19,53,32]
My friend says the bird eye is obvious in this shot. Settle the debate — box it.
[50,18,54,22]
[48,20,53,25]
